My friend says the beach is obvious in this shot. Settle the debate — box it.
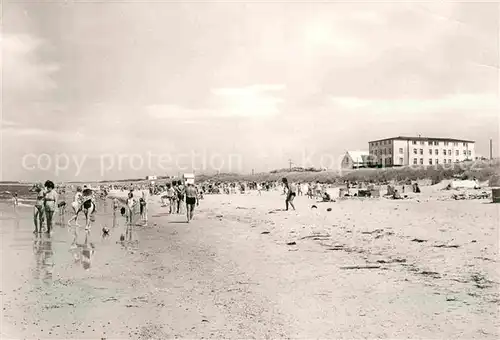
[1,187,499,339]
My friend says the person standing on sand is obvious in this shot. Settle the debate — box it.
[176,180,185,214]
[112,197,119,228]
[12,193,19,212]
[185,183,197,222]
[43,180,58,234]
[166,183,176,214]
[32,184,46,233]
[68,186,83,227]
[139,191,148,225]
[282,178,296,211]
[126,192,137,226]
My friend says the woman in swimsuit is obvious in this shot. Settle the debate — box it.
[43,180,58,234]
[176,181,185,214]
[68,187,83,227]
[126,192,136,226]
[81,189,96,231]
[32,184,46,233]
[167,183,176,214]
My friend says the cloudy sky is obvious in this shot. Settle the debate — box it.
[1,0,498,181]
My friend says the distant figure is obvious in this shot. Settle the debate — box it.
[413,183,421,193]
[112,198,119,228]
[12,193,19,212]
[393,189,402,200]
[321,191,332,202]
[282,178,296,211]
[185,183,197,222]
[139,193,148,225]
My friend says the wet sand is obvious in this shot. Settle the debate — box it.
[1,189,499,339]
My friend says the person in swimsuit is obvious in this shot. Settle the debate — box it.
[185,183,197,222]
[139,191,148,225]
[282,178,296,211]
[68,187,83,227]
[176,181,185,214]
[80,188,96,231]
[126,192,136,226]
[43,180,58,234]
[112,197,119,228]
[32,184,45,233]
[12,193,19,213]
[167,183,176,214]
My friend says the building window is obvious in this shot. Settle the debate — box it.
[456,150,459,156]
[443,149,446,155]
[429,159,433,165]
[463,150,467,155]
[413,149,417,154]
[413,158,417,165]
[420,159,424,165]
[419,149,423,155]
[420,141,424,145]
[468,150,472,156]
[454,142,458,146]
[412,141,417,145]
[444,142,449,146]
[399,148,403,154]
[436,159,439,164]
[435,149,438,155]
[399,158,404,165]
[429,149,432,155]
[463,142,467,147]
[448,159,452,163]
[448,150,451,155]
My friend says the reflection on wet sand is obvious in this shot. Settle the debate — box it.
[32,234,54,282]
[69,230,95,270]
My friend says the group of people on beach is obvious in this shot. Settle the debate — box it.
[30,181,59,234]
[160,181,199,222]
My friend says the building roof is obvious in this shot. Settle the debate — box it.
[369,136,475,143]
[346,151,369,163]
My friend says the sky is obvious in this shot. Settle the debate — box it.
[1,0,499,181]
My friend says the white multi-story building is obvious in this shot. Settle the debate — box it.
[368,136,475,167]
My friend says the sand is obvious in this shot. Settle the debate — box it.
[0,187,498,339]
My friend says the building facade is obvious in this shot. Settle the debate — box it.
[341,151,369,169]
[368,136,475,167]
